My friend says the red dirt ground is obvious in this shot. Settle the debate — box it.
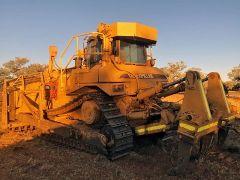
[0,93,239,179]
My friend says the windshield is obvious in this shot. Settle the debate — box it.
[120,41,146,64]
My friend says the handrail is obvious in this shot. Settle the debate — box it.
[58,32,105,89]
[64,54,77,70]
[58,32,105,70]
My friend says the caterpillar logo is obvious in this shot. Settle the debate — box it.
[120,73,167,80]
[129,74,154,79]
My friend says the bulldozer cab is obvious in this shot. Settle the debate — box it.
[84,36,152,67]
[51,22,158,73]
[113,39,148,65]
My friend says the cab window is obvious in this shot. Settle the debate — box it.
[119,40,146,64]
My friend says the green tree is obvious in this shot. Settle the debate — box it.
[0,57,47,83]
[161,61,207,83]
[224,81,235,90]
[16,63,48,76]
[161,61,187,82]
[0,67,9,83]
[228,64,240,81]
[227,64,240,91]
[187,67,205,78]
[0,57,29,80]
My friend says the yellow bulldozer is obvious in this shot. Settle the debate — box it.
[0,22,239,173]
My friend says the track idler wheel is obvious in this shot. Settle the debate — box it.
[81,100,101,125]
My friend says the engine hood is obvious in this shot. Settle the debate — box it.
[99,62,168,95]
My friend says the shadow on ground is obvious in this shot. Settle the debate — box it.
[0,128,239,180]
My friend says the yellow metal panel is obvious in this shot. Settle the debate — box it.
[179,121,218,134]
[179,123,196,131]
[135,123,167,135]
[135,128,145,135]
[147,124,166,132]
[110,22,158,42]
[197,121,218,133]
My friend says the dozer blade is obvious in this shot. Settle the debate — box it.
[171,71,236,175]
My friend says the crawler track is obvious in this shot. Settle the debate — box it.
[45,91,133,160]
[90,91,133,160]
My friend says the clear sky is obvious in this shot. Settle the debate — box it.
[0,0,239,80]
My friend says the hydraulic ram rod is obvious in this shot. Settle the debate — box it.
[162,76,208,89]
[162,77,186,89]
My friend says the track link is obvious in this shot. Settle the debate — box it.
[90,92,133,160]
[43,133,100,155]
